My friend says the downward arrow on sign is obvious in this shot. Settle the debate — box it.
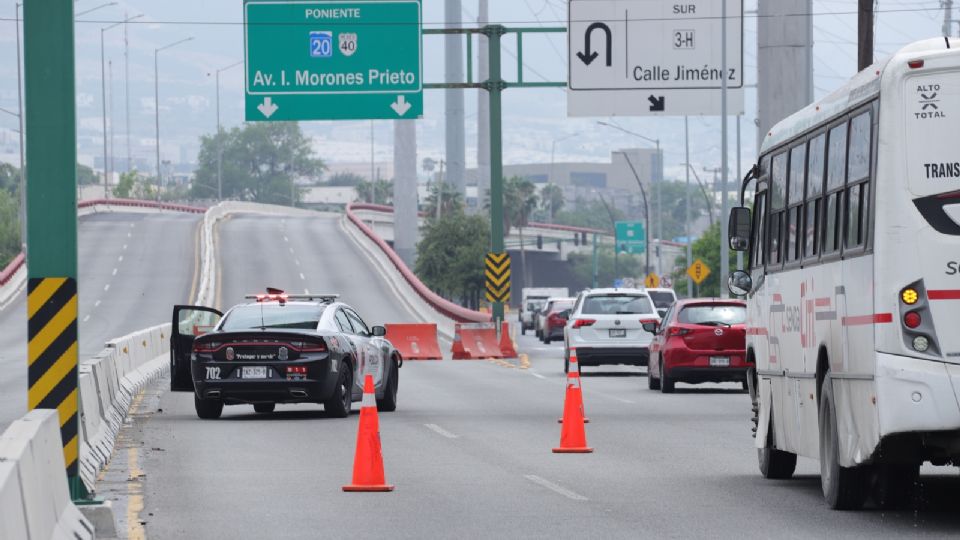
[391,95,412,116]
[257,97,279,118]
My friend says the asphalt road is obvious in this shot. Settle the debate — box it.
[98,213,960,539]
[0,211,200,428]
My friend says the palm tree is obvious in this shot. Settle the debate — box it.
[539,183,565,222]
[503,176,539,288]
[423,181,464,219]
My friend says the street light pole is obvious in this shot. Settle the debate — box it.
[101,14,144,186]
[615,151,651,275]
[14,2,25,246]
[720,0,730,297]
[597,121,662,274]
[154,37,193,202]
[685,116,692,296]
[214,60,243,201]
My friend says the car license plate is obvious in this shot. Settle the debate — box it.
[709,356,730,367]
[609,328,627,338]
[241,366,268,379]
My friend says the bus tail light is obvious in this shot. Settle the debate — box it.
[907,59,925,69]
[898,279,941,356]
[904,311,921,329]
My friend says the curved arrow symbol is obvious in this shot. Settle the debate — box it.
[577,22,612,67]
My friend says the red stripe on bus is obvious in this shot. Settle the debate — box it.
[928,290,960,300]
[746,327,768,335]
[841,313,893,326]
[815,297,832,307]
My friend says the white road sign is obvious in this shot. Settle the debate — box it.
[567,0,744,117]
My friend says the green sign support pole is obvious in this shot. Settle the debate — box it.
[24,0,85,501]
[485,25,506,324]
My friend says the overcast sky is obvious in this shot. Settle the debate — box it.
[0,1,952,181]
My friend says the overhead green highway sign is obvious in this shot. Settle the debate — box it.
[244,0,423,121]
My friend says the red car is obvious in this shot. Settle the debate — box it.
[540,299,574,344]
[645,299,749,393]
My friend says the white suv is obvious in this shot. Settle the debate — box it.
[563,288,660,373]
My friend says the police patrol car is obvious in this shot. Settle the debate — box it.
[170,290,402,419]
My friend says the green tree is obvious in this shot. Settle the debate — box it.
[0,163,21,196]
[568,244,645,290]
[415,211,490,308]
[422,181,464,220]
[77,164,98,185]
[0,189,21,267]
[113,170,137,198]
[671,221,732,298]
[554,197,624,232]
[192,122,325,204]
[539,183,565,221]
[651,180,710,241]
[326,172,365,186]
[355,178,393,205]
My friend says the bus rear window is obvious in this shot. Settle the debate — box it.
[905,73,960,197]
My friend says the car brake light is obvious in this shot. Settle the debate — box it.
[904,311,922,329]
[193,341,221,352]
[908,59,924,69]
[286,366,308,374]
[573,319,596,329]
[667,327,690,336]
[640,319,658,325]
[290,340,327,352]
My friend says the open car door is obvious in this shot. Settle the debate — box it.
[171,305,223,392]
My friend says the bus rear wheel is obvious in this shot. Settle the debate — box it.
[819,373,870,510]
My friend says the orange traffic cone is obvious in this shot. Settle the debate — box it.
[342,374,395,492]
[559,351,589,423]
[553,351,593,453]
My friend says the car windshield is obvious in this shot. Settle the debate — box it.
[220,304,325,331]
[527,300,546,311]
[648,291,676,309]
[550,301,574,314]
[580,294,653,315]
[678,305,746,326]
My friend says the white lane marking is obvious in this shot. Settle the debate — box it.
[94,300,101,308]
[299,273,305,280]
[424,424,458,439]
[529,371,547,380]
[289,247,294,254]
[129,223,135,228]
[104,284,110,292]
[284,236,289,242]
[304,289,310,295]
[112,268,118,276]
[122,244,128,250]
[117,255,124,262]
[524,475,588,501]
[127,232,132,238]
[82,315,90,322]
[295,259,301,266]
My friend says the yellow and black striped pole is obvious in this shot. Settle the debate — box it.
[24,1,84,499]
[27,278,79,478]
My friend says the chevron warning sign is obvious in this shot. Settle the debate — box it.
[484,252,511,303]
[27,277,79,477]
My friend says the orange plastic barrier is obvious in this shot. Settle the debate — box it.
[452,323,503,360]
[385,323,442,360]
[499,321,517,358]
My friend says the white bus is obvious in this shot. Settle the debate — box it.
[727,38,960,510]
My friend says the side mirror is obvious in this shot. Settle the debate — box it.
[728,270,753,296]
[728,206,751,252]
[371,325,387,337]
[642,321,659,334]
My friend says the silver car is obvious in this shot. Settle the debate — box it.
[562,288,660,373]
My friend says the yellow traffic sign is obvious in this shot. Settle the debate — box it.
[644,273,660,288]
[484,252,511,303]
[687,259,711,285]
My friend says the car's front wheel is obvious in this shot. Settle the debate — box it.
[195,395,223,419]
[324,362,353,418]
[377,359,399,412]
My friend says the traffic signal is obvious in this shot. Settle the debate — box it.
[536,235,543,250]
[581,232,587,245]
[556,240,562,251]
[573,234,579,246]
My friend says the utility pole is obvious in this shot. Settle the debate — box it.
[720,0,730,299]
[477,0,490,211]
[684,117,692,296]
[14,2,25,247]
[617,151,651,276]
[124,12,132,172]
[757,0,813,150]
[858,0,874,71]
[444,0,466,199]
[214,60,242,200]
[943,0,955,37]
[154,37,193,202]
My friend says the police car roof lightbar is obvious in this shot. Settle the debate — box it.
[245,293,340,303]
